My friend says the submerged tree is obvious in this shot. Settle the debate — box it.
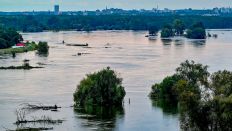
[0,27,23,49]
[186,22,206,39]
[74,67,126,107]
[173,19,185,35]
[37,41,49,54]
[161,24,174,38]
[150,60,232,130]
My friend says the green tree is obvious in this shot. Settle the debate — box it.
[161,24,174,38]
[186,22,206,39]
[0,27,23,49]
[150,75,180,105]
[74,67,126,107]
[148,25,159,36]
[173,19,185,35]
[37,41,49,54]
[176,60,209,87]
[0,38,7,49]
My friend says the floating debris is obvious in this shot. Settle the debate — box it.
[21,103,61,111]
[6,127,53,131]
[66,43,88,47]
[73,53,91,56]
[37,62,47,66]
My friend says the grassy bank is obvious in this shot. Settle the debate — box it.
[0,42,38,55]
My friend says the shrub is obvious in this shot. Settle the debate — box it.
[74,67,126,107]
[37,41,49,54]
[161,24,174,38]
[186,22,206,39]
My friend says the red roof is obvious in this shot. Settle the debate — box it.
[16,43,25,46]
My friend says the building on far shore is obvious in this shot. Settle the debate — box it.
[54,5,60,15]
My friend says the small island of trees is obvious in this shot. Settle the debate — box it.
[160,19,206,39]
[0,27,49,55]
[73,67,126,107]
[150,60,232,130]
[37,41,49,54]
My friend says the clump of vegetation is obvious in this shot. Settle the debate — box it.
[186,22,206,39]
[0,41,38,55]
[161,24,174,38]
[160,19,185,38]
[173,19,185,36]
[37,41,49,54]
[74,67,126,107]
[0,60,43,70]
[0,27,23,49]
[150,60,232,130]
[148,25,159,36]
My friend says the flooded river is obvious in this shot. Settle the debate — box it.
[0,30,232,131]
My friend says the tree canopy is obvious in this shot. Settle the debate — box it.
[186,22,206,39]
[173,19,185,35]
[150,60,232,130]
[37,41,49,54]
[161,24,174,38]
[0,27,23,49]
[1,15,232,33]
[74,67,126,107]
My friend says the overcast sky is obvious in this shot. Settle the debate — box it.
[0,0,231,12]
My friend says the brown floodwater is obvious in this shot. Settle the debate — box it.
[0,30,232,131]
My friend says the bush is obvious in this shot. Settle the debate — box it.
[0,38,7,49]
[0,28,23,49]
[186,22,206,39]
[161,24,174,38]
[150,75,181,105]
[150,60,232,130]
[74,67,126,107]
[37,41,49,54]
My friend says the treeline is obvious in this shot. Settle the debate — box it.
[1,15,232,32]
[0,27,23,49]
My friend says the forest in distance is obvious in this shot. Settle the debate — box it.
[1,15,232,32]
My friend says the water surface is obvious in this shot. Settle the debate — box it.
[0,30,232,131]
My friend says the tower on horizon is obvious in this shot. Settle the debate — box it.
[54,5,59,15]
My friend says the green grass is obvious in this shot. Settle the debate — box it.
[0,42,38,55]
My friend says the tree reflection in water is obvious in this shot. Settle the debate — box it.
[161,39,172,46]
[151,99,178,115]
[74,105,124,130]
[189,40,206,47]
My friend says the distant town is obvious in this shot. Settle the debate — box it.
[0,5,232,16]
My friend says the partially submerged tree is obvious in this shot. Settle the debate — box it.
[186,22,206,39]
[161,24,174,38]
[37,41,49,54]
[150,60,232,130]
[74,67,126,107]
[173,19,185,35]
[0,27,23,49]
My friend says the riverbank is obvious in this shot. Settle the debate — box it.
[0,42,38,55]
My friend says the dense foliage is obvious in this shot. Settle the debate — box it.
[148,25,159,36]
[161,24,174,38]
[150,60,232,130]
[37,41,49,54]
[74,67,126,107]
[0,27,23,49]
[173,19,185,35]
[1,15,232,32]
[186,22,206,39]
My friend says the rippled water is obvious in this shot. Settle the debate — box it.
[0,30,232,131]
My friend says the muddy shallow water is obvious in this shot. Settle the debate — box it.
[0,30,232,131]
